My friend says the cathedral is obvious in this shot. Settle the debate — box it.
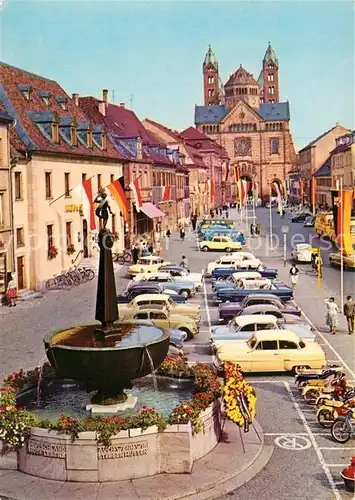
[194,43,296,201]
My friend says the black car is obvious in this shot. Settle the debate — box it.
[291,212,312,223]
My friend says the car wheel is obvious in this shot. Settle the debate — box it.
[179,327,193,340]
[202,246,209,252]
[225,299,231,304]
[217,277,224,281]
[225,247,232,253]
[181,290,189,298]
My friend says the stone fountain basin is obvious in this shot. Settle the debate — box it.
[43,322,170,390]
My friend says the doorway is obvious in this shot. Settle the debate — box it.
[17,256,25,290]
[82,219,88,258]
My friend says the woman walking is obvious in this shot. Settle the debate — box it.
[325,297,339,334]
[180,227,185,241]
[7,273,18,307]
[289,264,299,289]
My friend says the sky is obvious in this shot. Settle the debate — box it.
[0,0,354,150]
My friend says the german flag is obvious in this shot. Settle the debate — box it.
[107,179,129,221]
[331,189,353,255]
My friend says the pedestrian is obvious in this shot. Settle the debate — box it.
[131,243,139,264]
[179,255,189,270]
[250,223,256,236]
[289,264,299,289]
[191,216,197,232]
[166,229,171,238]
[180,227,185,241]
[325,297,339,334]
[7,272,17,307]
[147,241,154,255]
[155,241,161,256]
[343,295,355,335]
[225,209,229,218]
[141,243,149,257]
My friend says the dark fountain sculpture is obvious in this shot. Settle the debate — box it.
[44,198,170,409]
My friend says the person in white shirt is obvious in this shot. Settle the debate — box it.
[325,297,339,334]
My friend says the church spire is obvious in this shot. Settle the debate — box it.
[203,44,218,71]
[263,41,279,67]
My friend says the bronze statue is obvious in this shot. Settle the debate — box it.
[94,190,114,229]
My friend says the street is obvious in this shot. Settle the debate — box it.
[0,207,354,500]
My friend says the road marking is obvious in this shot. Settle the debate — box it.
[283,381,342,500]
[250,380,290,384]
[275,435,312,450]
[326,464,349,467]
[298,309,355,379]
[320,447,355,451]
[264,432,309,436]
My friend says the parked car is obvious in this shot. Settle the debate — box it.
[291,212,312,223]
[157,266,204,290]
[329,252,355,270]
[121,306,199,340]
[130,273,196,298]
[128,256,171,276]
[304,216,315,227]
[211,265,278,282]
[198,219,234,231]
[218,294,301,322]
[117,283,187,304]
[206,252,262,275]
[291,243,317,263]
[117,293,200,322]
[214,282,294,304]
[200,228,245,245]
[199,236,242,253]
[212,272,279,292]
[214,330,326,373]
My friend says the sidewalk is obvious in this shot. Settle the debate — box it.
[0,420,272,500]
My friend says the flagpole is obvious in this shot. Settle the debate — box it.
[269,183,273,251]
[340,177,344,310]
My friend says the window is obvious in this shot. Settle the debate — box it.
[0,193,4,226]
[45,172,52,199]
[65,221,72,246]
[279,340,298,349]
[135,312,149,320]
[64,173,70,197]
[271,138,279,154]
[52,122,60,143]
[14,172,23,200]
[240,324,254,332]
[97,174,102,191]
[268,86,275,95]
[47,224,54,252]
[256,323,275,331]
[268,74,274,82]
[70,127,78,147]
[261,340,278,350]
[87,128,93,148]
[82,173,87,183]
[16,227,24,247]
[151,312,166,320]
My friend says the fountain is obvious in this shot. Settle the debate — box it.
[43,222,170,411]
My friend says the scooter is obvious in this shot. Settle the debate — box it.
[316,387,355,409]
[301,374,347,404]
[317,393,355,428]
[295,365,343,389]
[331,408,355,443]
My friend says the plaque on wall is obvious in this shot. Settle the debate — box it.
[234,137,252,157]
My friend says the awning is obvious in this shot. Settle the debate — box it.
[140,202,166,219]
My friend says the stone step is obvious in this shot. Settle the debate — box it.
[17,289,43,301]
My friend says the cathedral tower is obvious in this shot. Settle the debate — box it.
[203,45,220,106]
[260,42,279,103]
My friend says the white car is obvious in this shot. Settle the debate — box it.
[291,243,313,263]
[132,271,203,290]
[206,252,262,275]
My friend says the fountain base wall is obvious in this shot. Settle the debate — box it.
[17,400,222,482]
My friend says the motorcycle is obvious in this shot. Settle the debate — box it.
[295,365,343,389]
[301,374,347,404]
[317,392,355,428]
[316,387,355,408]
[331,409,355,443]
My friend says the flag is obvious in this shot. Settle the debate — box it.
[311,178,316,206]
[222,160,229,183]
[233,166,242,205]
[331,188,353,255]
[162,185,171,201]
[300,180,304,200]
[129,175,143,212]
[271,181,281,199]
[207,179,215,203]
[72,178,96,231]
[106,178,129,221]
[241,179,251,205]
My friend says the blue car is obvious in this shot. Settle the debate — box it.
[213,283,294,304]
[211,266,278,282]
[200,228,245,245]
[117,283,187,304]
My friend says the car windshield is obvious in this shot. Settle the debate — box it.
[137,258,150,265]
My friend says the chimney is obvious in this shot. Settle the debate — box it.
[72,93,79,106]
[98,101,106,116]
[119,102,125,108]
[102,89,109,106]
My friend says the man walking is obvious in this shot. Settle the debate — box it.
[344,295,355,335]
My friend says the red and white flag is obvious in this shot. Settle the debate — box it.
[222,160,229,183]
[207,178,215,203]
[241,179,251,205]
[129,175,143,212]
[271,181,282,200]
[162,185,171,201]
[72,178,96,230]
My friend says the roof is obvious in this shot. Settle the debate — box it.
[258,102,290,121]
[235,315,277,326]
[298,125,348,153]
[253,329,300,342]
[180,126,228,157]
[203,45,218,71]
[313,156,331,177]
[0,62,121,159]
[263,42,279,67]
[143,118,182,142]
[224,65,258,87]
[257,70,263,88]
[242,304,279,314]
[184,143,207,168]
[194,104,228,125]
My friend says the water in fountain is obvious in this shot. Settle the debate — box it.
[144,346,158,392]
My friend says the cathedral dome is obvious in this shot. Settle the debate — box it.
[225,65,258,87]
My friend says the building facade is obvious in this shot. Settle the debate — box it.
[0,63,125,291]
[313,157,332,208]
[195,43,297,202]
[0,111,14,295]
[331,131,355,190]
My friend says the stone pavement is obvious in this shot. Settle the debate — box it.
[0,420,272,500]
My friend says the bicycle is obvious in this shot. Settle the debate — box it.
[112,250,132,265]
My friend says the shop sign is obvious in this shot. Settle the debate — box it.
[65,204,83,213]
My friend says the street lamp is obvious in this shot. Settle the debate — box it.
[281,225,289,267]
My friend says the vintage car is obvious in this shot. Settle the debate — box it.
[214,281,294,304]
[117,283,187,304]
[212,272,280,292]
[200,228,246,245]
[199,236,242,253]
[291,212,313,223]
[130,273,196,298]
[218,293,301,322]
[156,265,204,290]
[211,313,315,345]
[211,265,278,281]
[198,219,234,231]
[329,252,355,270]
[120,306,199,340]
[117,293,200,322]
[128,256,171,276]
[215,330,326,373]
[304,216,315,227]
[291,243,317,263]
[206,252,262,275]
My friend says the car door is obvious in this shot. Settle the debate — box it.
[278,340,300,369]
[149,310,168,328]
[213,237,221,249]
[238,323,257,336]
[249,340,283,371]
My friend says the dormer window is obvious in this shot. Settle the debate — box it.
[102,133,107,151]
[38,91,50,106]
[55,96,68,111]
[18,85,32,101]
[87,127,93,148]
[52,121,60,144]
[70,126,78,146]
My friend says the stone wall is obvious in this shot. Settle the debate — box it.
[17,400,222,482]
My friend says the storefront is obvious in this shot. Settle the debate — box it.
[133,203,166,241]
